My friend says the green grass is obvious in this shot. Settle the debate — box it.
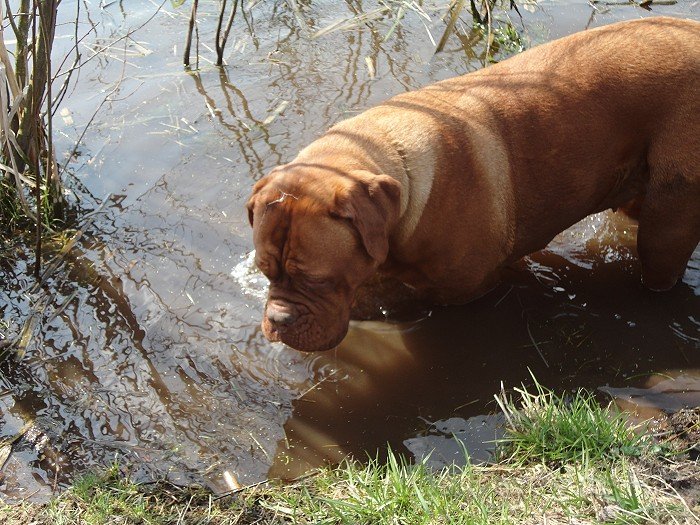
[1,174,68,239]
[64,465,158,523]
[1,382,697,524]
[0,178,24,234]
[495,376,656,465]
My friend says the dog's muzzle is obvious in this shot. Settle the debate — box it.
[265,300,298,327]
[261,297,349,352]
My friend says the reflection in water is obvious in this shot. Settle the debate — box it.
[602,373,700,420]
[0,0,698,501]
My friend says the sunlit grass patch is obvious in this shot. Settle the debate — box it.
[38,463,239,525]
[256,449,695,524]
[266,453,502,524]
[495,376,655,465]
[45,465,159,524]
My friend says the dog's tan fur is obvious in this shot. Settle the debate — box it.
[247,17,700,352]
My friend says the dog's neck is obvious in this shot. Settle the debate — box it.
[389,139,412,219]
[317,116,437,246]
[383,134,437,247]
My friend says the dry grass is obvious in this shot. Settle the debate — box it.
[1,453,698,524]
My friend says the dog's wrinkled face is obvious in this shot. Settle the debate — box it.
[247,165,400,351]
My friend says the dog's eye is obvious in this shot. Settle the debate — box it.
[255,258,268,273]
[256,257,279,280]
[301,274,333,288]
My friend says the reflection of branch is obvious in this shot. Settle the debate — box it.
[51,0,91,117]
[190,69,268,174]
[339,0,414,91]
[60,42,129,177]
[31,0,165,184]
[286,0,308,35]
[76,0,166,72]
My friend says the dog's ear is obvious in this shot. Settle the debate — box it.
[246,177,271,226]
[246,196,255,226]
[332,172,401,263]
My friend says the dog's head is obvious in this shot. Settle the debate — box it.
[246,163,401,351]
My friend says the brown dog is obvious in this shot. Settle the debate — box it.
[247,17,700,352]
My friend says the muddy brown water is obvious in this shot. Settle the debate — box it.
[0,0,698,501]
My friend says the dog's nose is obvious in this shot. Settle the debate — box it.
[266,301,297,326]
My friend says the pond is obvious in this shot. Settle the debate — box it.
[0,0,698,501]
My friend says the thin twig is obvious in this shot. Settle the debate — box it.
[0,2,21,98]
[3,0,19,39]
[60,40,129,176]
[68,0,166,75]
[297,369,338,399]
[526,319,549,368]
[216,0,239,66]
[42,0,58,219]
[50,0,89,116]
[484,0,493,65]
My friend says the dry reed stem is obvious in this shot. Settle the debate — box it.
[436,0,467,52]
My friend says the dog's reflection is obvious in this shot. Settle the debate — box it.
[265,296,551,480]
[268,320,419,479]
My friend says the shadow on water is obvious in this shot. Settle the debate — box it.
[0,0,698,501]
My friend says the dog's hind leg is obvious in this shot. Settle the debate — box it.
[636,162,700,291]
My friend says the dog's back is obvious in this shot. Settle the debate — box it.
[354,17,700,295]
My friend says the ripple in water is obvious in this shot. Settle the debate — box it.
[231,250,268,302]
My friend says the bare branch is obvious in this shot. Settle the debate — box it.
[184,0,199,67]
[214,0,239,66]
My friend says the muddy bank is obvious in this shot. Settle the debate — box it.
[2,398,699,524]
